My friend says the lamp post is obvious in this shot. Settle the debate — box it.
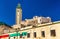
[15,28,20,39]
[16,31,18,39]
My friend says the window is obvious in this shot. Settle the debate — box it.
[40,19,41,21]
[20,34,22,38]
[17,10,20,12]
[21,24,26,28]
[14,37,15,39]
[27,33,30,38]
[50,30,56,37]
[34,32,36,38]
[41,31,45,37]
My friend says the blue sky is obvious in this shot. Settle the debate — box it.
[0,0,60,26]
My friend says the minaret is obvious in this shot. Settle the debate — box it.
[16,3,22,25]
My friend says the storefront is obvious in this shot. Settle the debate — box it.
[0,34,9,39]
[9,32,20,39]
[0,32,27,39]
[21,32,27,39]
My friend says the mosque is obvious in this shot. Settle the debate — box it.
[0,3,60,39]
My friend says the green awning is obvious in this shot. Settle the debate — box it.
[9,32,27,37]
[22,32,27,36]
[9,33,20,37]
[17,33,20,36]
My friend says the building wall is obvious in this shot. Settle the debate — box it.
[19,23,60,39]
[1,22,60,39]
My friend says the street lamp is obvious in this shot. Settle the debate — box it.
[15,28,20,39]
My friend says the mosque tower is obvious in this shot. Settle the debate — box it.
[16,3,22,25]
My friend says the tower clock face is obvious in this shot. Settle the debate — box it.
[17,9,20,16]
[17,9,20,12]
[17,10,20,12]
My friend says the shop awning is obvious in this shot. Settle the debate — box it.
[0,34,9,38]
[9,33,20,37]
[22,32,27,36]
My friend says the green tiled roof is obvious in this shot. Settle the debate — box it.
[17,3,22,9]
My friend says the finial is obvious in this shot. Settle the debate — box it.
[17,3,22,9]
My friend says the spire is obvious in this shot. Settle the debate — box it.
[17,3,22,9]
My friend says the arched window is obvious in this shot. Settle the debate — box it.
[34,32,36,38]
[27,33,30,38]
[41,31,45,37]
[50,30,56,37]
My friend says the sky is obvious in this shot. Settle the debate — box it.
[0,0,60,26]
